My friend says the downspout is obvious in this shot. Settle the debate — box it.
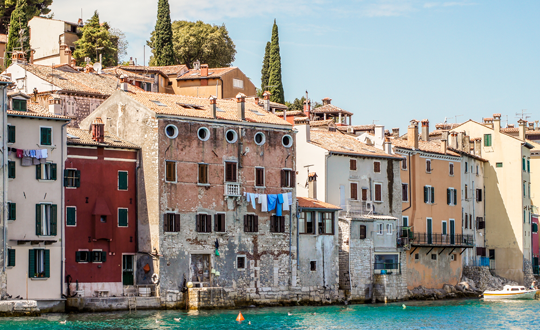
[60,120,69,297]
[135,149,141,254]
[1,84,7,277]
[296,204,300,270]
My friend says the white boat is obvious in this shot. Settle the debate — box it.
[483,285,538,300]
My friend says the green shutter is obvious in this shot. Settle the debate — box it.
[533,223,538,233]
[51,164,57,181]
[41,128,51,146]
[75,251,81,263]
[8,202,16,220]
[523,158,526,171]
[75,170,81,187]
[8,249,15,267]
[8,125,15,143]
[528,160,530,173]
[44,250,50,278]
[118,209,128,227]
[50,205,57,236]
[447,188,451,205]
[431,187,435,203]
[67,207,76,226]
[28,250,35,278]
[424,186,428,203]
[8,161,15,179]
[36,164,41,180]
[118,172,128,190]
[63,170,69,187]
[101,251,107,262]
[35,204,42,236]
[454,189,457,205]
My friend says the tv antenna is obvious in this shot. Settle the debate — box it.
[515,109,531,121]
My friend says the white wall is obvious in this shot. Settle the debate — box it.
[295,125,328,201]
[29,18,65,61]
[4,64,61,94]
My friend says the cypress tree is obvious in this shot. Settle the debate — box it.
[72,12,117,67]
[268,20,284,104]
[261,41,271,90]
[152,0,176,66]
[5,0,31,67]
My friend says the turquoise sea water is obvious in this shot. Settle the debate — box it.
[0,299,538,329]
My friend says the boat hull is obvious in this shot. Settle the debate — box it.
[483,290,538,300]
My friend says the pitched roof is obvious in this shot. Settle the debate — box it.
[297,197,341,210]
[124,91,292,126]
[114,64,188,77]
[275,110,306,117]
[177,67,236,80]
[102,67,154,82]
[311,104,353,116]
[8,102,71,120]
[392,137,460,157]
[245,97,288,111]
[308,129,402,159]
[67,127,139,149]
[336,124,375,132]
[310,119,335,127]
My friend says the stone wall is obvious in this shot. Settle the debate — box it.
[461,266,517,291]
[372,252,408,302]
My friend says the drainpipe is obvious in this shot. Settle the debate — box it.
[135,150,141,254]
[296,204,300,270]
[60,120,69,297]
[1,84,7,277]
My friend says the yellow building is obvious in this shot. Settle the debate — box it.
[452,114,534,284]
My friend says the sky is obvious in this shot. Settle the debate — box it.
[49,0,540,131]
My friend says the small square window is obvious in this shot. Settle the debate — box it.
[415,253,419,260]
[100,215,107,223]
[92,250,106,262]
[496,162,503,168]
[198,164,209,184]
[350,159,357,171]
[373,161,381,173]
[64,169,80,188]
[255,167,265,187]
[310,261,317,271]
[237,256,246,269]
[431,254,437,260]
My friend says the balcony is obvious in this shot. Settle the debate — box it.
[339,201,374,218]
[396,226,412,250]
[224,183,241,197]
[411,232,474,247]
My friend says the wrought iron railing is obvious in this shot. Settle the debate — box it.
[411,232,474,246]
[224,183,241,197]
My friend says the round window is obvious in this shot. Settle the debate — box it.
[282,135,293,148]
[226,129,238,143]
[254,132,266,146]
[198,127,210,141]
[165,124,178,139]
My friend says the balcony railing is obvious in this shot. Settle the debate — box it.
[339,201,374,218]
[411,232,474,247]
[224,183,241,197]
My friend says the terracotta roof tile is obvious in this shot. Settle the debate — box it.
[392,137,460,156]
[297,197,341,210]
[501,127,519,133]
[177,67,236,80]
[115,64,188,77]
[102,67,154,82]
[274,110,305,117]
[8,102,71,120]
[67,127,139,149]
[336,124,375,132]
[311,104,353,116]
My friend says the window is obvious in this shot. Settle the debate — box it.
[350,159,357,171]
[196,214,212,233]
[92,250,107,263]
[350,183,358,200]
[29,249,49,278]
[477,217,485,230]
[465,162,468,173]
[476,165,479,175]
[36,163,57,181]
[7,248,15,267]
[447,188,457,206]
[255,167,265,187]
[374,161,381,173]
[165,161,177,182]
[7,202,16,220]
[100,215,107,223]
[527,159,530,173]
[197,127,210,141]
[226,162,238,182]
[75,251,90,263]
[377,223,383,235]
[361,188,368,201]
[401,158,407,170]
[282,135,293,148]
[226,130,238,143]
[233,78,244,89]
[165,124,178,139]
[386,223,393,235]
[374,254,399,271]
[214,213,226,232]
[118,208,128,227]
[164,213,180,232]
[489,249,495,260]
[64,169,80,188]
[476,189,482,202]
[310,261,317,271]
[523,182,526,197]
[115,171,128,190]
[484,134,492,147]
[7,125,15,143]
[35,204,57,236]
[464,184,468,199]
[424,186,435,204]
[40,127,52,146]
[415,253,419,260]
[270,215,285,233]
[360,225,367,239]
[254,132,266,146]
[402,184,409,202]
[13,99,27,111]
[237,256,246,269]
[374,183,382,202]
[496,162,503,168]
[244,214,258,232]
[431,254,437,260]
[449,163,454,176]
[442,221,447,235]
[464,214,468,229]
[318,212,334,235]
[281,169,295,188]
[299,212,314,234]
[66,206,76,226]
[402,216,409,227]
[198,164,209,184]
[523,157,526,171]
[426,159,432,173]
[8,160,15,179]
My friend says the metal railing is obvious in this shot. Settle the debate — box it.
[411,232,475,246]
[374,262,401,275]
[224,183,241,197]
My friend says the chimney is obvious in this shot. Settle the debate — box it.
[408,120,419,149]
[71,58,77,67]
[48,95,62,115]
[78,18,83,26]
[392,127,400,138]
[463,135,470,152]
[263,91,271,113]
[308,173,317,199]
[236,93,246,120]
[421,119,429,141]
[128,57,135,66]
[59,44,71,65]
[322,97,331,105]
[457,132,464,151]
[120,75,129,92]
[200,64,209,77]
[474,139,482,157]
[493,113,501,132]
[518,119,527,141]
[209,96,217,119]
[384,136,393,154]
[306,121,311,143]
[440,131,448,154]
[11,51,25,64]
[375,125,384,150]
[483,117,493,129]
[91,117,105,143]
[303,99,311,118]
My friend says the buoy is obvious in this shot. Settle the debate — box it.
[236,312,245,322]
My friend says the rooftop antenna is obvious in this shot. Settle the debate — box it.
[372,120,379,125]
[515,109,531,121]
[452,114,463,123]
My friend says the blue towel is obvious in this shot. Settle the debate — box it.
[277,194,284,216]
[267,194,277,212]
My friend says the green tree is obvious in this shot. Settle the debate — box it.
[0,0,52,34]
[72,11,117,67]
[260,41,270,90]
[286,96,305,111]
[4,0,31,67]
[149,0,175,66]
[110,27,129,64]
[268,20,284,104]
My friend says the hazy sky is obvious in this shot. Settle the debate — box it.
[49,0,540,131]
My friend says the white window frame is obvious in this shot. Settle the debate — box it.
[402,183,409,202]
[165,124,179,139]
[233,79,244,89]
[373,161,381,173]
[40,162,55,181]
[65,168,78,189]
[449,162,454,176]
[377,223,384,235]
[197,163,210,186]
[77,249,90,263]
[39,126,53,147]
[225,129,238,144]
[92,249,103,263]
[282,135,293,148]
[425,185,434,204]
[118,208,129,227]
[402,216,409,227]
[118,170,128,191]
[442,221,447,236]
[236,254,246,271]
[66,206,77,227]
[35,249,45,275]
[254,132,266,146]
[197,127,210,142]
[374,182,383,203]
[449,187,457,206]
[386,223,393,235]
[39,203,53,236]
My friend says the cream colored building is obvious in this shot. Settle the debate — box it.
[28,16,81,66]
[5,93,69,308]
[452,115,534,284]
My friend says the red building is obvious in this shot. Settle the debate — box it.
[64,119,139,297]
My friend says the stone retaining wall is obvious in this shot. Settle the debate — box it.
[0,300,40,316]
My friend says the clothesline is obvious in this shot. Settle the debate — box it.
[8,147,49,166]
[243,192,293,216]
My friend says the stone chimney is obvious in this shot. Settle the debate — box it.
[493,113,501,132]
[421,119,429,141]
[236,93,246,121]
[528,122,534,131]
[384,137,393,154]
[91,117,105,143]
[48,95,62,115]
[392,128,400,138]
[303,98,311,118]
[457,132,464,150]
[474,139,482,157]
[128,57,135,66]
[120,75,129,92]
[463,135,471,152]
[322,97,331,105]
[209,96,217,119]
[374,125,384,150]
[518,119,527,141]
[11,51,25,64]
[483,118,493,129]
[441,131,448,154]
[200,64,209,77]
[71,58,77,67]
[59,44,72,65]
[308,173,317,199]
[263,91,271,113]
[408,120,419,149]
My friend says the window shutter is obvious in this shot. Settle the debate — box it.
[232,163,237,182]
[119,209,128,227]
[35,204,42,236]
[214,214,219,232]
[8,126,15,143]
[206,215,212,233]
[431,187,435,203]
[44,250,50,278]
[360,225,366,239]
[163,214,168,232]
[280,216,285,233]
[220,215,225,232]
[9,202,16,220]
[47,129,52,145]
[196,214,201,232]
[101,251,107,262]
[424,186,428,203]
[281,170,286,187]
[447,189,451,205]
[50,204,57,236]
[8,249,15,267]
[244,215,249,232]
[270,216,275,232]
[174,214,180,232]
[63,170,69,187]
[66,207,75,226]
[28,250,35,278]
[118,172,128,190]
[375,185,381,202]
[36,164,41,180]
[51,163,57,181]
[75,170,81,187]
[351,183,357,200]
[75,251,81,262]
[291,171,296,187]
[8,161,15,178]
[254,216,259,232]
[453,189,457,205]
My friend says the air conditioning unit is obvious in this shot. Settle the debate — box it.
[365,201,373,212]
[347,127,354,133]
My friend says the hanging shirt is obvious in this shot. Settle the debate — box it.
[267,194,278,212]
[35,149,42,159]
[41,149,48,159]
[287,192,293,206]
[23,150,30,157]
[16,149,23,158]
[245,192,250,202]
[276,194,284,216]
[250,193,257,209]
[30,150,36,158]
[261,194,268,212]
[282,193,290,211]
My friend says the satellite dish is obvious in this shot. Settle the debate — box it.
[93,62,102,74]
